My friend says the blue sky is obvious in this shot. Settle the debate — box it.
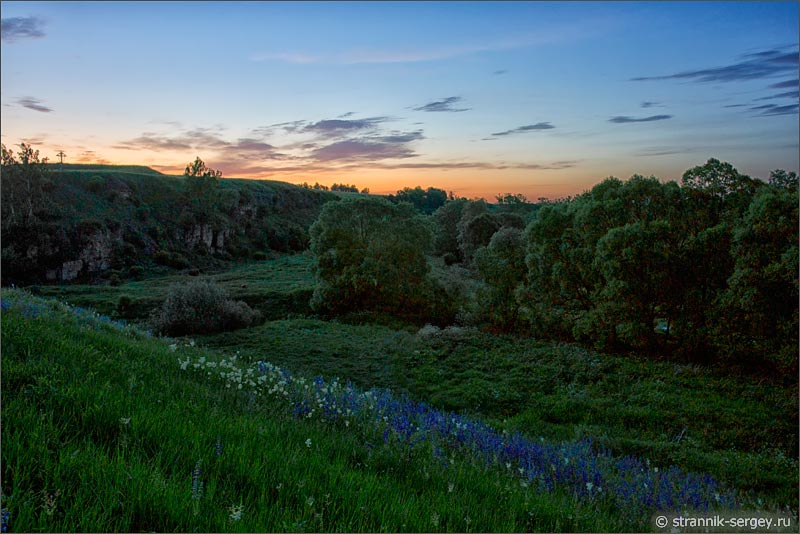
[1,1,797,199]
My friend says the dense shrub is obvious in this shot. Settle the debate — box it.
[85,175,106,193]
[153,250,191,269]
[148,279,261,336]
[127,265,144,280]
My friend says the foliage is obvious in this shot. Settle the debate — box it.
[431,198,468,260]
[714,183,799,372]
[309,197,438,319]
[183,157,222,224]
[459,211,500,264]
[148,278,261,336]
[389,186,448,214]
[518,165,798,370]
[0,142,51,228]
[473,227,527,331]
[330,183,359,192]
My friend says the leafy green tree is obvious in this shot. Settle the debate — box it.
[392,186,448,214]
[495,192,528,205]
[681,158,761,221]
[594,220,681,351]
[432,198,468,261]
[309,197,435,318]
[474,227,527,331]
[715,183,799,371]
[768,169,798,190]
[183,157,221,223]
[1,142,50,228]
[458,212,500,265]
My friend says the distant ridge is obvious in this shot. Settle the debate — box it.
[47,163,165,175]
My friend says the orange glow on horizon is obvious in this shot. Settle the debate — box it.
[6,140,656,202]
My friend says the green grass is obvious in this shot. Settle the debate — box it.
[32,255,315,321]
[199,321,799,508]
[2,290,634,532]
[25,254,800,512]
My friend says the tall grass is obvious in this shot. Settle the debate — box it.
[2,290,795,532]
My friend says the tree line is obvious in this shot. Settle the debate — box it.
[308,159,798,375]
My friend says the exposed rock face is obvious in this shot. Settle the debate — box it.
[61,259,84,281]
[176,224,230,253]
[80,230,114,272]
[47,229,116,282]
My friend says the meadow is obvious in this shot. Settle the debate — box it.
[3,255,797,532]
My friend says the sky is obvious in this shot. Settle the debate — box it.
[1,1,797,200]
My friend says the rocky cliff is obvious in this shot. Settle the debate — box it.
[1,166,338,285]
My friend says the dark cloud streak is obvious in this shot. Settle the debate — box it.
[414,96,470,112]
[748,103,798,116]
[608,114,672,124]
[770,79,797,89]
[1,16,45,42]
[490,122,555,137]
[632,47,798,83]
[17,97,52,113]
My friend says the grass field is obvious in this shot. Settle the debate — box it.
[3,255,798,531]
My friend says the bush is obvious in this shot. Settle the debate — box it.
[117,295,133,317]
[149,279,261,336]
[153,250,191,269]
[128,265,144,280]
[85,175,106,193]
[252,251,268,261]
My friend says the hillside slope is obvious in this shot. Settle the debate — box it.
[4,289,780,532]
[1,164,336,285]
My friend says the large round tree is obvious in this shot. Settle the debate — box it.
[309,197,434,317]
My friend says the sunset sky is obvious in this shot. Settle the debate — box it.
[1,1,797,200]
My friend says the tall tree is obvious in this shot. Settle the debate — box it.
[183,157,222,224]
[309,197,435,317]
[1,142,50,228]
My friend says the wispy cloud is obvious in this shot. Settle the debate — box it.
[770,79,797,89]
[303,117,391,137]
[608,114,672,124]
[1,16,45,43]
[251,22,609,66]
[311,139,417,162]
[493,69,508,75]
[634,146,692,157]
[748,103,798,116]
[114,134,192,151]
[490,122,555,137]
[753,91,798,101]
[75,150,111,165]
[114,128,285,159]
[249,52,319,64]
[632,46,798,83]
[413,96,470,113]
[17,97,52,113]
[640,101,662,108]
[359,160,577,171]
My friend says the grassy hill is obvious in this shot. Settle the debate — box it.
[3,256,798,531]
[6,288,796,532]
[2,164,336,285]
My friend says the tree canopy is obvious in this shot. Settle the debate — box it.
[309,197,437,318]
